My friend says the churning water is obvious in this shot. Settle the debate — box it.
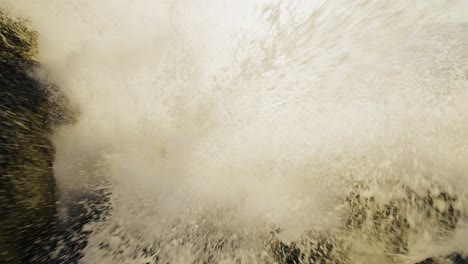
[2,0,468,263]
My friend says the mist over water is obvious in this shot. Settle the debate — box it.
[2,0,468,263]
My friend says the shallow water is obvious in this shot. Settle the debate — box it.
[2,0,468,263]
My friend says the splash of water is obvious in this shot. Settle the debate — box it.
[2,0,468,263]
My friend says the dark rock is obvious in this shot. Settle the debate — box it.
[0,12,73,263]
[416,253,468,264]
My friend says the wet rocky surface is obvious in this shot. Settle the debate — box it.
[0,12,74,263]
[416,253,468,264]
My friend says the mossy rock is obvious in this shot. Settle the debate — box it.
[0,11,69,263]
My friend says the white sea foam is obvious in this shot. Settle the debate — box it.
[2,0,468,262]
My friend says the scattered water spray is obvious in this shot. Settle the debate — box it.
[2,0,468,263]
